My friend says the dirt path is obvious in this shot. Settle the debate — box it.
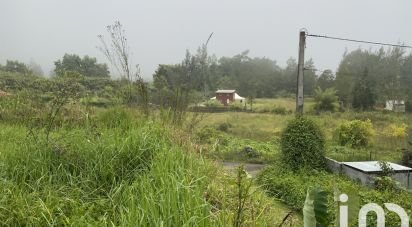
[220,162,267,177]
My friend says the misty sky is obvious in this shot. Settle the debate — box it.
[1,0,411,79]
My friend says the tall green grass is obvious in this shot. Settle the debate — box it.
[0,109,219,226]
[0,106,299,226]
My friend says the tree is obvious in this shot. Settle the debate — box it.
[401,54,412,112]
[98,20,148,110]
[247,95,255,111]
[98,21,134,81]
[54,54,109,77]
[81,55,110,78]
[313,87,339,112]
[281,58,298,94]
[352,68,376,110]
[153,37,216,99]
[335,47,412,107]
[400,55,412,99]
[214,52,282,98]
[380,47,404,102]
[2,60,32,75]
[335,49,380,106]
[316,69,335,90]
[303,59,317,95]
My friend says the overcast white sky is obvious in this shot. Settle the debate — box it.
[1,0,411,79]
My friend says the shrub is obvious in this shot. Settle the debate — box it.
[280,117,325,170]
[313,87,339,112]
[337,119,375,148]
[272,105,287,115]
[374,161,399,191]
[216,122,232,132]
[229,103,244,111]
[374,176,398,191]
[383,123,408,139]
[241,146,260,158]
[205,99,223,108]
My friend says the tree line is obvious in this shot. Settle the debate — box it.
[152,49,318,99]
[1,46,412,111]
[152,46,412,111]
[336,47,412,110]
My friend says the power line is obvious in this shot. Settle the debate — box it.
[307,33,412,49]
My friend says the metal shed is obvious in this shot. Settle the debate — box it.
[326,159,412,189]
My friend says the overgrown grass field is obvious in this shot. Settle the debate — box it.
[1,93,411,225]
[0,106,300,225]
[198,98,412,163]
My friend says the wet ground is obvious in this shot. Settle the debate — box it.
[220,162,267,177]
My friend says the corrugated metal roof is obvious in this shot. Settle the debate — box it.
[216,90,236,93]
[342,161,412,173]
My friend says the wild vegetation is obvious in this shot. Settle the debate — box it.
[0,100,302,225]
[1,20,412,226]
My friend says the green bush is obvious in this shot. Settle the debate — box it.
[280,117,325,170]
[374,161,399,191]
[313,87,339,112]
[337,119,375,148]
[271,105,288,115]
[229,103,244,111]
[205,99,223,108]
[216,122,232,132]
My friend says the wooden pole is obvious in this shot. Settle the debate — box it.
[296,31,306,115]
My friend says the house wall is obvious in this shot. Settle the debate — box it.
[341,165,375,187]
[394,105,406,113]
[325,158,341,174]
[216,93,234,105]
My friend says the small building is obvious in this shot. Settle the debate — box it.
[326,159,412,189]
[385,100,405,112]
[211,89,245,106]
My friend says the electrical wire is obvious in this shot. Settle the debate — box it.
[307,34,412,49]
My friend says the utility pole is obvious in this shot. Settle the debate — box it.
[296,31,306,115]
